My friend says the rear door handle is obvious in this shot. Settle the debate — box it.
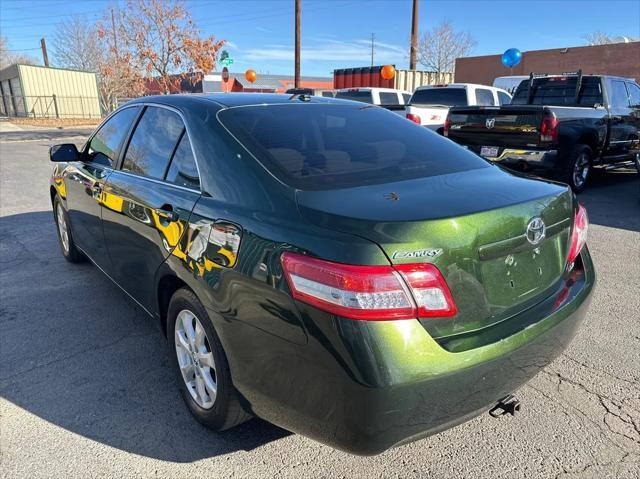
[155,204,179,222]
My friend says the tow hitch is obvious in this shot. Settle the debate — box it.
[489,395,521,418]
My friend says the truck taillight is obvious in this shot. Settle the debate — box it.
[281,252,457,320]
[567,204,588,267]
[406,113,421,124]
[443,118,451,137]
[540,115,559,143]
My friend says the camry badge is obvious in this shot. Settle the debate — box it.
[392,248,443,260]
[526,217,546,245]
[486,118,496,129]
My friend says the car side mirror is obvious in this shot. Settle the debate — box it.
[50,143,79,162]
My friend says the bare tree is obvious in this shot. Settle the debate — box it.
[117,0,225,94]
[52,16,102,72]
[0,36,38,69]
[416,21,476,78]
[583,31,639,45]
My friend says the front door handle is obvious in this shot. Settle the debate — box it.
[155,204,179,222]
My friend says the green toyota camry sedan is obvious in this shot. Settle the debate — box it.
[49,93,594,455]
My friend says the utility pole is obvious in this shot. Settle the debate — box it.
[409,0,418,70]
[294,0,301,88]
[40,38,49,67]
[370,33,375,67]
[111,8,119,58]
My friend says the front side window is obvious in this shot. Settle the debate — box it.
[165,133,200,190]
[86,106,140,167]
[627,82,640,107]
[122,106,184,179]
[610,81,630,107]
[475,89,495,106]
[497,91,512,105]
[219,104,489,190]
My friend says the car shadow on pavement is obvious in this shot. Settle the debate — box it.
[0,211,291,463]
[577,169,640,233]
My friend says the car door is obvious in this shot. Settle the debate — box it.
[63,105,141,269]
[101,104,201,311]
[606,78,634,158]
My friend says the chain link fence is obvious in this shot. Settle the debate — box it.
[0,95,103,119]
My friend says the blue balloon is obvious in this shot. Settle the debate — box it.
[501,48,522,68]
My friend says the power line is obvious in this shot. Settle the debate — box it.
[1,47,42,51]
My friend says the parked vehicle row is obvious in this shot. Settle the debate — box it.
[444,72,640,191]
[49,93,594,455]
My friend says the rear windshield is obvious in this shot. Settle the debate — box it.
[410,88,467,107]
[511,77,603,106]
[335,90,373,103]
[218,104,489,190]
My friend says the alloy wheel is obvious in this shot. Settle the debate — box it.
[573,152,590,188]
[56,203,70,253]
[174,309,217,409]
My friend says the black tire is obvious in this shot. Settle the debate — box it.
[167,287,251,431]
[53,195,85,263]
[563,145,592,193]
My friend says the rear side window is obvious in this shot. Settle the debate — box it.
[379,92,400,105]
[87,106,140,167]
[497,91,512,105]
[402,93,411,104]
[165,133,200,190]
[610,80,630,107]
[321,91,334,97]
[219,104,489,190]
[475,88,495,106]
[511,77,603,106]
[409,88,467,107]
[335,90,373,103]
[122,106,184,179]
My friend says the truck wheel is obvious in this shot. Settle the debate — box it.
[565,145,592,193]
[168,287,252,431]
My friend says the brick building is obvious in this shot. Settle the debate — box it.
[455,42,640,86]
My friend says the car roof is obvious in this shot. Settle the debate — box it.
[127,93,345,109]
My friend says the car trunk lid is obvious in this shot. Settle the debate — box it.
[296,167,573,343]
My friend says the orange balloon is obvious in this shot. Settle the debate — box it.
[381,65,396,80]
[245,69,257,83]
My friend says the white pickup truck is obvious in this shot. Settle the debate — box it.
[405,83,512,133]
[335,87,411,114]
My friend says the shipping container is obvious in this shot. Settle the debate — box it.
[333,66,454,92]
[0,64,101,118]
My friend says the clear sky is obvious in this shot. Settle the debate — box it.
[1,0,639,77]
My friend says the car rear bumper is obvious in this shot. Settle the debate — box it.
[220,248,595,455]
[483,148,558,170]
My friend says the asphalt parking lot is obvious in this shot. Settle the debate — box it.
[1,128,639,478]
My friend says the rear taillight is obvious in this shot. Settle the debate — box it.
[281,252,457,321]
[406,113,421,124]
[567,203,588,266]
[540,115,559,143]
[443,118,451,137]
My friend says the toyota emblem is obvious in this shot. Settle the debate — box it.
[526,217,546,245]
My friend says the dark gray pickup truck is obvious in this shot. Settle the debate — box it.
[445,73,640,191]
